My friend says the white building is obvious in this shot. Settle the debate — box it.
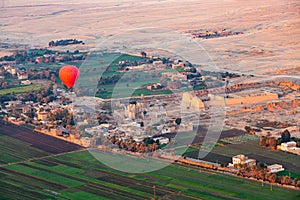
[230,154,256,167]
[133,136,145,143]
[280,141,297,151]
[85,125,109,135]
[267,164,284,173]
[162,126,176,134]
[279,141,300,155]
[153,137,169,145]
[153,60,163,67]
[244,159,256,166]
[17,73,28,80]
[232,154,246,165]
[21,80,32,85]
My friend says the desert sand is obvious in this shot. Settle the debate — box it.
[0,0,299,75]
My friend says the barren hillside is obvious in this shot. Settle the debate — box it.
[0,0,299,75]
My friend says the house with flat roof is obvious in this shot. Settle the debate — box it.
[280,141,297,151]
[267,164,284,173]
[229,154,256,167]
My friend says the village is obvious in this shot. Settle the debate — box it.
[1,0,300,199]
[0,48,299,189]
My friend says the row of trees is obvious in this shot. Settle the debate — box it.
[0,49,55,62]
[49,39,84,47]
[259,136,277,149]
[236,163,300,188]
[20,84,54,103]
[259,129,295,149]
[245,125,299,149]
[0,66,58,85]
[98,75,121,85]
[107,136,158,153]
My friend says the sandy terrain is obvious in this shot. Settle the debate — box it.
[0,51,13,57]
[0,0,299,75]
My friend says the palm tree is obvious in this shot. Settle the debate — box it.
[258,170,266,187]
[140,51,147,58]
[292,178,298,187]
[268,173,277,191]
[265,173,271,182]
[281,176,291,185]
[270,173,277,184]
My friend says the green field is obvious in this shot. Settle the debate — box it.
[76,53,193,99]
[0,133,49,164]
[0,85,43,96]
[187,139,300,175]
[97,82,173,99]
[278,171,300,179]
[1,150,299,200]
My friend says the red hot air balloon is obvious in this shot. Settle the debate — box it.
[59,65,80,89]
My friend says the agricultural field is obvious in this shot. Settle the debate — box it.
[78,53,143,84]
[0,150,299,200]
[0,121,83,159]
[97,81,173,99]
[0,133,49,165]
[161,128,247,147]
[0,85,43,96]
[186,138,300,175]
[77,52,191,99]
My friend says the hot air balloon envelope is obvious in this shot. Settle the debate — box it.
[59,65,80,89]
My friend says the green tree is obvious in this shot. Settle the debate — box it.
[175,118,182,125]
[281,129,291,143]
[281,176,291,185]
[259,136,267,147]
[244,126,251,133]
[140,51,147,58]
[292,178,298,186]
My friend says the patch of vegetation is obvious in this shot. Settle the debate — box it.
[0,134,49,164]
[49,39,84,47]
[0,85,43,96]
[199,140,300,174]
[1,150,299,200]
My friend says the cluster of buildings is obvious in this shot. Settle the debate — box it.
[146,83,163,91]
[254,126,300,139]
[3,98,62,124]
[278,141,300,155]
[228,154,284,173]
[224,80,300,148]
[83,121,170,148]
[0,90,81,141]
[118,59,165,72]
[78,93,197,149]
[229,154,256,167]
[1,65,29,80]
[119,56,205,92]
[0,49,87,89]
